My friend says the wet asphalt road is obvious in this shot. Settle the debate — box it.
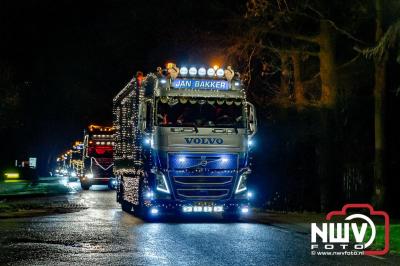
[0,185,395,265]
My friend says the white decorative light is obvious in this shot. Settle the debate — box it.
[207,68,215,77]
[198,67,206,76]
[189,67,197,76]
[180,67,188,76]
[216,68,224,77]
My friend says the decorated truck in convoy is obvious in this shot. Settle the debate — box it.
[113,64,257,219]
[80,124,116,190]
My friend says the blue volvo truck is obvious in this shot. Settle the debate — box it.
[113,64,257,219]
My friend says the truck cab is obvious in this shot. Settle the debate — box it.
[80,125,115,190]
[113,64,257,219]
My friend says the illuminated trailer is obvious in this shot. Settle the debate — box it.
[113,64,257,219]
[81,124,116,190]
[69,141,83,180]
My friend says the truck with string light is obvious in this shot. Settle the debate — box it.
[80,124,116,190]
[113,64,257,219]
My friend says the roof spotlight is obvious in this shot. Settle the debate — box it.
[180,67,188,76]
[198,67,206,76]
[216,68,224,78]
[207,68,215,77]
[189,67,197,76]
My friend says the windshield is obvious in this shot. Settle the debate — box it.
[156,98,245,128]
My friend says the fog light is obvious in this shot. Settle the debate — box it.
[150,208,158,215]
[247,191,253,198]
[248,139,254,147]
[145,191,154,199]
[241,207,249,213]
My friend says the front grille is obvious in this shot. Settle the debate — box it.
[168,153,238,200]
[174,176,232,185]
[169,153,238,170]
[176,189,229,198]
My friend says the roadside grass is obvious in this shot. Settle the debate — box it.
[364,224,400,255]
[0,180,69,197]
[0,197,87,218]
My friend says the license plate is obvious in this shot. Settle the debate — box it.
[195,202,213,206]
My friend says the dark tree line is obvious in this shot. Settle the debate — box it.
[221,0,400,213]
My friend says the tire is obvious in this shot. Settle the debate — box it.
[137,181,151,220]
[121,200,133,213]
[81,183,91,190]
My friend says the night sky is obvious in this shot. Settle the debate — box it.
[0,0,242,172]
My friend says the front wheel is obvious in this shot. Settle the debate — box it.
[121,200,133,213]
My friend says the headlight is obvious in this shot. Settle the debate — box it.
[85,173,94,179]
[156,172,170,194]
[235,171,250,194]
[248,139,254,147]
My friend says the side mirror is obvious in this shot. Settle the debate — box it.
[247,102,257,138]
[139,99,154,134]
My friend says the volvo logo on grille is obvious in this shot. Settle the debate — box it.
[200,160,207,167]
[184,137,224,145]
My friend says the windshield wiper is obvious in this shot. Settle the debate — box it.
[192,123,199,133]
